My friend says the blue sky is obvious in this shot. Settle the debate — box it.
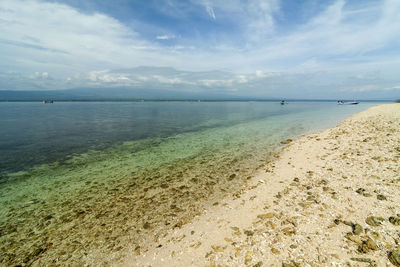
[0,0,399,99]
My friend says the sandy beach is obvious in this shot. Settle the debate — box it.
[128,103,400,267]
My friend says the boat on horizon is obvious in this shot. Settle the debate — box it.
[43,100,54,104]
[337,101,359,105]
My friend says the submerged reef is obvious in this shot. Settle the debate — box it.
[0,117,290,266]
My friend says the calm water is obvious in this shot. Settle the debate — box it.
[0,101,383,178]
[0,100,386,265]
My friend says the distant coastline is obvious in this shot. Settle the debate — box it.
[0,98,395,103]
[0,89,396,102]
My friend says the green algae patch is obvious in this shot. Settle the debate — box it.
[0,114,305,266]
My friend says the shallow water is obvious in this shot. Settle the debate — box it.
[0,101,383,265]
[0,101,375,177]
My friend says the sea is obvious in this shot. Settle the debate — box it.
[0,100,385,265]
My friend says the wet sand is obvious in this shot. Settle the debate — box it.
[130,104,400,266]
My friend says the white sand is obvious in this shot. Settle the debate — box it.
[126,104,400,267]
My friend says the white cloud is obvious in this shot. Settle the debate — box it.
[0,65,398,100]
[199,0,280,41]
[384,85,400,91]
[152,75,189,85]
[237,75,248,84]
[204,1,216,20]
[0,0,187,76]
[199,79,233,87]
[156,35,175,40]
[88,70,109,82]
[29,71,50,80]
[0,0,400,99]
[255,70,280,78]
[137,76,149,81]
[246,0,280,39]
[255,70,263,78]
[239,0,400,72]
[2,0,399,75]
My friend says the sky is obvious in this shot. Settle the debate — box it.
[0,0,400,99]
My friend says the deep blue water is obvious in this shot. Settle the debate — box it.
[0,101,385,177]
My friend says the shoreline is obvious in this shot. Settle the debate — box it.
[129,103,400,266]
[1,103,314,266]
[0,102,396,266]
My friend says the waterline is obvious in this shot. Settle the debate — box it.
[0,101,381,265]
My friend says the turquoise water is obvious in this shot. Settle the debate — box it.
[0,101,381,177]
[0,101,383,265]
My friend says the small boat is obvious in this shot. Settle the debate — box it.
[43,100,54,104]
[337,101,359,105]
[280,100,285,105]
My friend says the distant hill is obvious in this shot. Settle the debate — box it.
[0,87,255,101]
[2,88,392,102]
